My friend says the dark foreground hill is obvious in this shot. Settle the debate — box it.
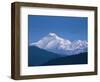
[42,52,87,66]
[28,46,62,66]
[28,46,87,66]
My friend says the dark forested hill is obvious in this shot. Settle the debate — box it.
[28,46,87,66]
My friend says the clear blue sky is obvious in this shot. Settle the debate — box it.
[28,15,88,44]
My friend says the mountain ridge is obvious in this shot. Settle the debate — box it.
[30,33,87,56]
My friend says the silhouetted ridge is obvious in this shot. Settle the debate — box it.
[28,46,87,66]
[42,52,87,66]
[28,46,62,66]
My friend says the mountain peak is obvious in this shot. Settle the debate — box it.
[48,33,57,36]
[48,33,59,39]
[47,32,63,41]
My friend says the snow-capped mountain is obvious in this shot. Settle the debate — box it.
[30,33,88,56]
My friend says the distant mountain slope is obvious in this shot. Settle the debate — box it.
[30,33,87,56]
[42,52,88,66]
[28,46,87,66]
[28,46,62,66]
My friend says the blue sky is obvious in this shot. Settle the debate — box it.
[28,15,88,44]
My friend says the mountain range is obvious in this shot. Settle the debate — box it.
[30,33,88,56]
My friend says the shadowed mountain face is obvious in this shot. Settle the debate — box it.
[28,46,62,66]
[28,46,88,66]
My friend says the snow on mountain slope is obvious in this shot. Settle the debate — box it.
[30,33,88,56]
